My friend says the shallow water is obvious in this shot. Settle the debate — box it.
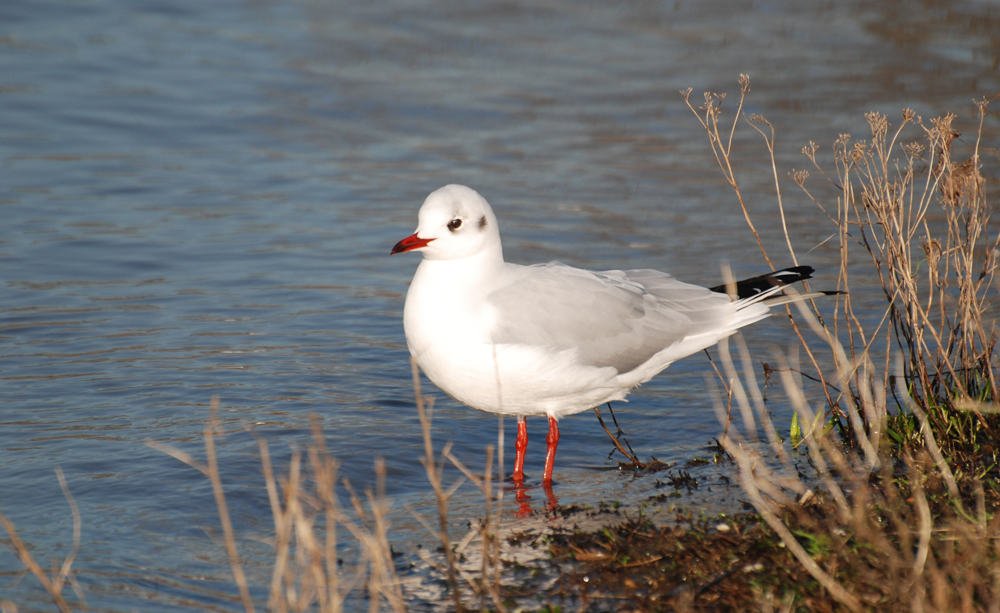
[2,0,998,609]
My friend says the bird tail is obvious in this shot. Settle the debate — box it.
[710,265,842,307]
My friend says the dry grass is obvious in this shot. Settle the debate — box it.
[686,77,1000,611]
[405,358,508,613]
[134,363,511,613]
[711,316,1000,612]
[2,386,509,613]
[148,396,411,613]
[0,468,86,613]
[144,384,508,613]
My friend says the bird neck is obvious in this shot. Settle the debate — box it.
[414,246,505,292]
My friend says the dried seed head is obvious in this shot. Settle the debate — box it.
[866,111,888,140]
[940,157,984,206]
[902,141,925,158]
[792,169,809,186]
[929,113,957,145]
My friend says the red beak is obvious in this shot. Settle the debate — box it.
[391,233,434,255]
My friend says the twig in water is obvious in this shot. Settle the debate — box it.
[594,404,643,468]
[0,468,82,613]
[606,403,642,462]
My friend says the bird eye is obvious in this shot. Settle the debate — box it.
[448,218,463,231]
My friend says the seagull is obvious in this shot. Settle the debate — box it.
[392,184,823,485]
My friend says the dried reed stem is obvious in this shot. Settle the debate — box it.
[203,399,256,613]
[411,358,465,612]
[0,470,79,613]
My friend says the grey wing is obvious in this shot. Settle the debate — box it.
[487,263,735,373]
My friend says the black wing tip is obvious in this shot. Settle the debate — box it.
[709,265,819,298]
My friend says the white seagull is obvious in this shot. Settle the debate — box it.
[392,184,821,484]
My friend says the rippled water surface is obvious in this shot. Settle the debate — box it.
[2,0,998,609]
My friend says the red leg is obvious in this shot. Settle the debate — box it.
[513,416,528,482]
[542,416,559,484]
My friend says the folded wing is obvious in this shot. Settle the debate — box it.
[487,263,737,373]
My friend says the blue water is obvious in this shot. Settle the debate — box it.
[2,0,998,609]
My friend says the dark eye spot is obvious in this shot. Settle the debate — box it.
[478,216,487,230]
[448,218,462,231]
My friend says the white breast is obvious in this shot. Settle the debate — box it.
[403,258,625,418]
